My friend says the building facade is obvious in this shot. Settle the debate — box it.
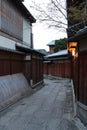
[0,0,44,108]
[0,0,35,49]
[67,0,87,124]
[0,0,44,86]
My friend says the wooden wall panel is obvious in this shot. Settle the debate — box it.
[44,60,71,78]
[0,60,10,76]
[32,54,43,85]
[0,50,43,87]
[79,54,87,105]
[1,0,23,40]
[72,58,79,99]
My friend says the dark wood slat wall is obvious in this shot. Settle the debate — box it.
[32,53,43,85]
[79,54,87,105]
[0,51,25,76]
[72,58,79,99]
[0,0,23,40]
[44,60,71,78]
[0,50,43,86]
[71,52,87,105]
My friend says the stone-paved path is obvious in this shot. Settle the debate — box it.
[0,76,86,130]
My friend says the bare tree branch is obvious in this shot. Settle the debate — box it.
[29,0,86,33]
[50,0,67,19]
[29,0,67,31]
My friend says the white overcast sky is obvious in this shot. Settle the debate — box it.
[23,0,67,51]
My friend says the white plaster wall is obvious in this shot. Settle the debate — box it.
[0,34,32,51]
[0,35,16,50]
[23,19,31,46]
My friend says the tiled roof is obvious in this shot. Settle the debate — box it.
[47,40,55,46]
[45,49,68,58]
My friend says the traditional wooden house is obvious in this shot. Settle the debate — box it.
[0,0,44,108]
[67,0,87,125]
[68,27,87,124]
[0,0,44,86]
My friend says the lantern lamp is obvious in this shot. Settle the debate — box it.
[68,42,78,57]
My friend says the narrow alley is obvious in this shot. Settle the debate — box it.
[0,76,86,130]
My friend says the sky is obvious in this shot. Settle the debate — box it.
[23,0,67,51]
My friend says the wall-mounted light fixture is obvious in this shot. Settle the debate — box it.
[68,42,78,57]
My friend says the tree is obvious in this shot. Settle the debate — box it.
[68,2,87,26]
[54,38,67,52]
[29,0,87,32]
[29,0,67,32]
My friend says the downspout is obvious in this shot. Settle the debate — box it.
[77,42,80,101]
[10,52,12,75]
[30,53,33,86]
[47,63,49,75]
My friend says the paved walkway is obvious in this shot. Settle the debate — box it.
[0,76,86,130]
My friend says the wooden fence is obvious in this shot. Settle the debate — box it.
[72,51,87,105]
[0,49,43,87]
[32,53,43,85]
[79,52,87,105]
[44,60,71,78]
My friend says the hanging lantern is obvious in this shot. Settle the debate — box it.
[68,42,78,57]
